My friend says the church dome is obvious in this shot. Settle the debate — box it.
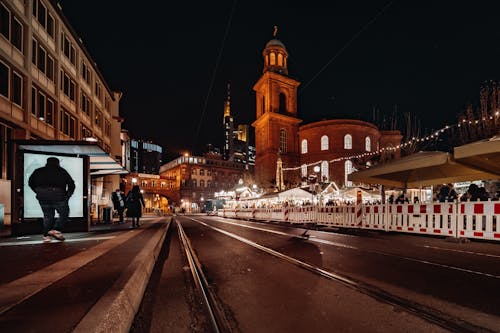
[265,38,286,50]
[262,34,289,75]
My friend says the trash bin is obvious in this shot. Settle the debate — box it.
[103,207,112,223]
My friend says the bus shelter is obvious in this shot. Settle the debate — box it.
[11,140,127,236]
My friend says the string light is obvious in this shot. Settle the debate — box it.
[282,111,500,171]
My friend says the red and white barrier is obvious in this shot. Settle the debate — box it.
[216,200,500,243]
[458,201,500,241]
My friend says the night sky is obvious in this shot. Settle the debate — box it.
[59,1,500,159]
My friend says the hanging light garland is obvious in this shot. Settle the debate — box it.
[282,111,500,171]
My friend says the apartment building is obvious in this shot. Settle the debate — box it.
[0,0,122,226]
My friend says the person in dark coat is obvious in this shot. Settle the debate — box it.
[28,157,75,242]
[125,185,145,227]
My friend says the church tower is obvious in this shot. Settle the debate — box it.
[252,28,301,188]
[223,82,234,161]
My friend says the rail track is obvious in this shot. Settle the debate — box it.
[177,215,496,333]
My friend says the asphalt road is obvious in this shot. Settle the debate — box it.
[134,215,500,332]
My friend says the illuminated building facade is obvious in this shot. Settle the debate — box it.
[252,34,402,189]
[159,154,251,212]
[0,0,122,225]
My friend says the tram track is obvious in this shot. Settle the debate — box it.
[175,218,232,333]
[181,215,496,333]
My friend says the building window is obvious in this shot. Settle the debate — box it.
[344,134,352,150]
[60,108,75,136]
[301,139,308,154]
[81,92,91,116]
[279,129,287,153]
[46,99,54,125]
[365,136,371,152]
[38,91,45,120]
[345,160,353,187]
[192,168,196,175]
[12,72,22,106]
[321,161,329,182]
[31,85,54,125]
[301,164,307,178]
[0,61,9,97]
[277,53,283,66]
[11,16,23,52]
[207,180,211,187]
[200,169,204,176]
[32,38,55,80]
[60,70,76,101]
[0,3,9,40]
[95,81,102,100]
[279,92,287,114]
[61,32,76,65]
[192,179,197,187]
[81,61,91,85]
[33,1,54,39]
[200,180,205,188]
[270,52,276,65]
[207,169,212,176]
[321,135,329,151]
[94,108,102,128]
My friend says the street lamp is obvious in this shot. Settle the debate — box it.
[313,165,321,205]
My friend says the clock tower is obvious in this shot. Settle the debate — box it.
[252,31,301,188]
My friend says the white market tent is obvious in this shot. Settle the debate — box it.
[348,151,499,188]
[454,135,500,177]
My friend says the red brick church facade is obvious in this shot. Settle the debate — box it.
[252,36,402,189]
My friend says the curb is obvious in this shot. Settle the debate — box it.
[73,218,171,333]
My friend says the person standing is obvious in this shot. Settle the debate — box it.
[125,185,145,228]
[111,189,125,223]
[28,157,75,242]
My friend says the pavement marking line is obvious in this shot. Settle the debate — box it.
[421,245,500,259]
[211,215,362,238]
[0,236,116,247]
[0,229,144,316]
[196,217,500,280]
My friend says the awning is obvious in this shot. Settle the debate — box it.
[348,151,498,188]
[17,141,128,176]
[454,136,500,176]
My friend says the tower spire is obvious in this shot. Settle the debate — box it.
[224,81,231,117]
[273,25,278,38]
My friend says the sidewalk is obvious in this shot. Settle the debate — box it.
[0,216,171,333]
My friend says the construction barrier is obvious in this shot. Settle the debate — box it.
[216,201,500,242]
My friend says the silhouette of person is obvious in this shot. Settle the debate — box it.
[111,189,125,223]
[125,185,145,228]
[28,157,75,242]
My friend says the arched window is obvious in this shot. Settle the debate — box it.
[301,164,307,178]
[365,136,371,152]
[321,135,329,151]
[200,180,205,188]
[270,52,276,65]
[277,53,283,66]
[301,139,308,154]
[265,54,269,66]
[321,161,329,182]
[280,129,287,153]
[345,160,353,186]
[279,93,287,114]
[344,134,352,149]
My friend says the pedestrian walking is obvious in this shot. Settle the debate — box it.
[111,189,125,223]
[125,185,145,228]
[28,157,75,242]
